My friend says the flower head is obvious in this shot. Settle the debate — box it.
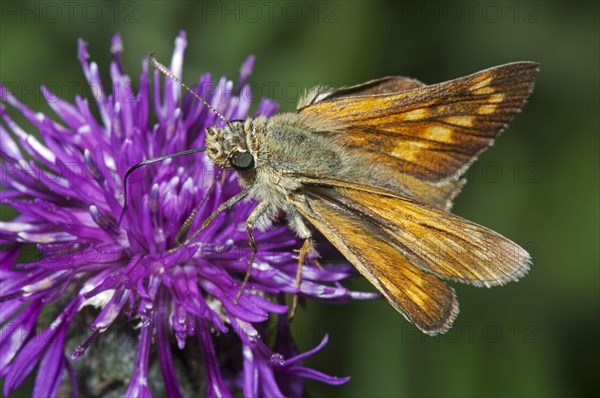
[0,32,377,396]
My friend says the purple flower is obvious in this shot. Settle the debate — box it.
[0,32,377,397]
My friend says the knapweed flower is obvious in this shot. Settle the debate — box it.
[0,32,378,397]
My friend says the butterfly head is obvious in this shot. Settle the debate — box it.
[206,120,256,172]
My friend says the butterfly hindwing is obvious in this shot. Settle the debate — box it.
[289,186,459,335]
[288,180,530,332]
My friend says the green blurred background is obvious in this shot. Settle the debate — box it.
[1,1,598,397]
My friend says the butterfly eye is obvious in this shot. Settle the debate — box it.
[230,151,255,171]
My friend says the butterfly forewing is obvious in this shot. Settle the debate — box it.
[298,62,539,181]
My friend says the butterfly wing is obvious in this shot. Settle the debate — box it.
[297,62,539,183]
[289,186,459,335]
[288,182,530,333]
[282,63,535,332]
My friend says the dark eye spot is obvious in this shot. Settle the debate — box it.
[230,151,255,171]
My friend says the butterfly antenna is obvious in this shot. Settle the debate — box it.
[119,54,229,226]
[149,53,229,124]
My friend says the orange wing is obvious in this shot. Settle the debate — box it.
[297,62,539,182]
[289,187,459,335]
[288,183,530,333]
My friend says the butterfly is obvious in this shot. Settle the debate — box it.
[130,58,538,335]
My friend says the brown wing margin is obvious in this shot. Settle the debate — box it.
[297,62,539,181]
[289,187,459,335]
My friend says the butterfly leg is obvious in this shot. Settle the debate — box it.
[168,190,248,253]
[289,238,320,319]
[174,168,224,246]
[175,206,201,246]
[234,201,269,303]
[288,213,319,319]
